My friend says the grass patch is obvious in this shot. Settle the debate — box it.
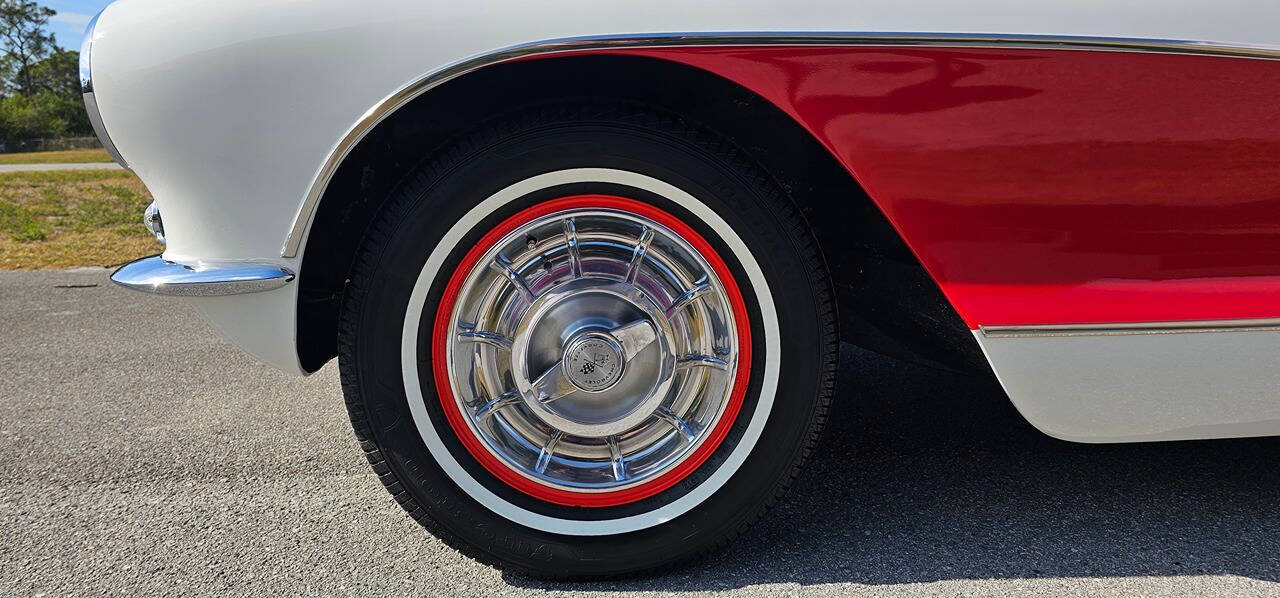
[0,169,160,269]
[0,202,48,241]
[0,148,114,164]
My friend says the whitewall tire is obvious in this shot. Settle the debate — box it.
[337,106,836,578]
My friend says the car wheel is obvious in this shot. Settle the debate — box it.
[337,105,837,578]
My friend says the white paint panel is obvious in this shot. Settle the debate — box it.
[975,330,1280,443]
[83,0,1280,373]
[189,286,300,374]
[89,0,1280,264]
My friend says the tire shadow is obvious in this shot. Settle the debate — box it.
[506,343,1280,589]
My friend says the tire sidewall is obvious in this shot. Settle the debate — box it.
[343,116,830,575]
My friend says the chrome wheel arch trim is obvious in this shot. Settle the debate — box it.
[279,31,1280,259]
[399,168,780,535]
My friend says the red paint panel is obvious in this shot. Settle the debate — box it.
[582,47,1280,327]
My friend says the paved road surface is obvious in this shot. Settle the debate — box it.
[1,269,1278,596]
[0,162,123,172]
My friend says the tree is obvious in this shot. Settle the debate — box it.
[0,2,92,142]
[20,48,79,96]
[0,0,55,96]
[0,92,68,139]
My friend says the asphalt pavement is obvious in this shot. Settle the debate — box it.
[1,269,1278,596]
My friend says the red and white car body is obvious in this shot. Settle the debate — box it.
[86,0,1280,576]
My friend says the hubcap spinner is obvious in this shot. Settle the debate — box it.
[510,279,677,439]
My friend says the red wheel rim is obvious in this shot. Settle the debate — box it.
[431,194,752,507]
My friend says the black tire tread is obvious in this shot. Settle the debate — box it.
[336,103,838,579]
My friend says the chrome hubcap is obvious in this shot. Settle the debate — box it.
[440,205,741,494]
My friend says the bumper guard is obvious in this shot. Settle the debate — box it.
[111,255,295,297]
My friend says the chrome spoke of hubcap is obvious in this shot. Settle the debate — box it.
[606,435,628,481]
[474,390,521,421]
[561,218,583,279]
[443,206,740,493]
[535,430,563,474]
[624,226,655,283]
[665,280,712,319]
[656,405,697,442]
[457,330,513,350]
[677,354,730,371]
[489,254,536,302]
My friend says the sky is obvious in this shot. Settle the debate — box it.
[40,0,113,49]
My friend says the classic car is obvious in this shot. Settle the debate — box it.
[84,0,1280,578]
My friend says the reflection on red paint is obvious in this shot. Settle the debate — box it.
[578,47,1280,327]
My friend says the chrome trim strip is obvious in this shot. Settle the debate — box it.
[78,13,96,94]
[981,318,1280,338]
[279,31,1280,258]
[80,10,129,169]
[82,92,129,169]
[111,255,295,297]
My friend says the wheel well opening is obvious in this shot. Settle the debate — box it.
[297,54,985,374]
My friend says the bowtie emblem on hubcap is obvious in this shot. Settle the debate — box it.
[563,333,625,392]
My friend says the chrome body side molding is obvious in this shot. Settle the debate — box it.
[278,31,1280,258]
[111,255,295,297]
[981,318,1280,338]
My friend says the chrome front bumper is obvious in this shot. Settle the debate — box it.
[111,255,295,296]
